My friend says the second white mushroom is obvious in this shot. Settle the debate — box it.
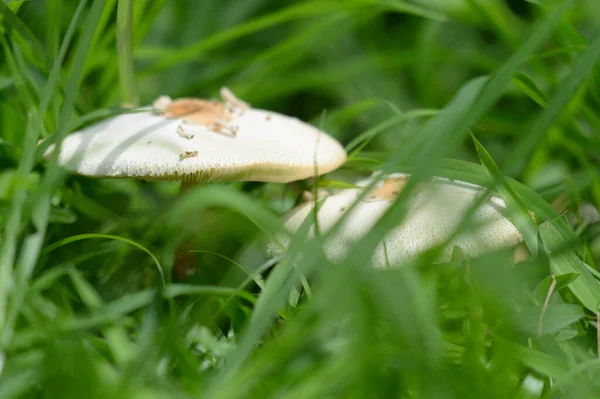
[273,173,524,267]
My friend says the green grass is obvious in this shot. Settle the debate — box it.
[2,0,600,397]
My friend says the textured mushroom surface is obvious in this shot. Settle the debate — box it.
[46,90,347,183]
[272,174,524,266]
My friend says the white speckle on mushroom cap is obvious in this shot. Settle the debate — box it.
[152,95,172,112]
[45,91,347,183]
[176,124,195,140]
[271,174,524,266]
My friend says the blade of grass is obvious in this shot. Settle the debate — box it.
[0,112,35,336]
[1,39,35,109]
[10,44,41,104]
[44,0,63,127]
[504,29,600,177]
[166,185,284,240]
[189,250,265,289]
[137,1,363,66]
[0,0,104,348]
[376,0,449,21]
[513,72,549,108]
[69,0,116,84]
[526,45,587,62]
[66,267,135,365]
[142,0,446,73]
[132,0,167,44]
[465,0,522,48]
[344,108,439,156]
[0,0,88,334]
[205,194,328,392]
[216,256,280,319]
[117,0,138,107]
[0,2,46,61]
[42,233,164,283]
[472,135,539,255]
[45,0,61,60]
[7,285,253,352]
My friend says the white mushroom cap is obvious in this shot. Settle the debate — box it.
[271,173,524,266]
[45,89,346,183]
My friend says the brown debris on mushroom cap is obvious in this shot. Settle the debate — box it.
[220,86,250,110]
[156,88,250,128]
[160,98,232,126]
[364,175,409,202]
[179,150,199,161]
[210,121,238,137]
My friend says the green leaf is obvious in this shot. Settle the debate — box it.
[539,221,600,312]
[516,303,584,335]
[502,340,569,378]
[533,272,581,302]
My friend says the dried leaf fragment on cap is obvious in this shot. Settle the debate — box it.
[159,98,231,126]
[364,175,409,202]
[177,124,195,139]
[220,86,250,110]
[152,87,252,136]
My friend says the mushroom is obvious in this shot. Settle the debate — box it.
[44,88,347,279]
[270,173,525,267]
[45,87,347,184]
